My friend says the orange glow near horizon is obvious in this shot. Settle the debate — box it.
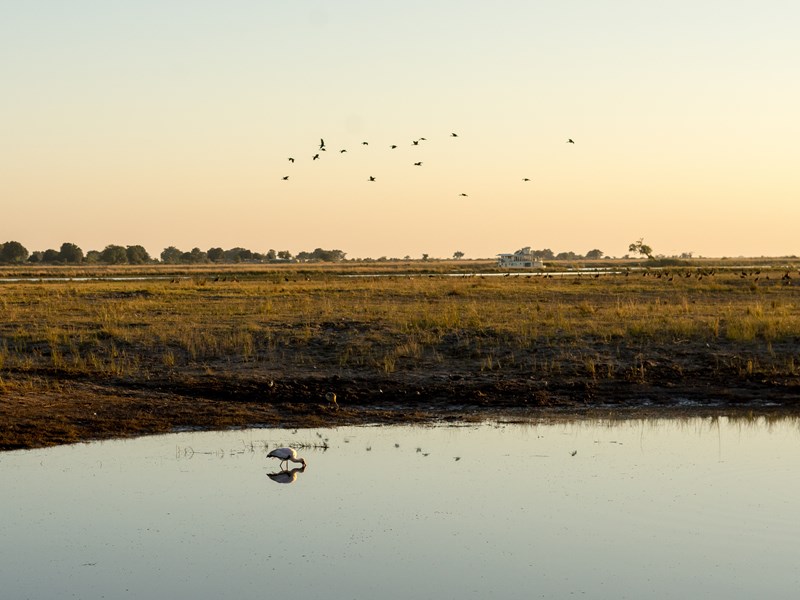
[2,2,799,259]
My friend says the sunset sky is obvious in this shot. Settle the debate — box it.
[3,1,798,259]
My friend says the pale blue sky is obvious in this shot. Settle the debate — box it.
[2,1,799,259]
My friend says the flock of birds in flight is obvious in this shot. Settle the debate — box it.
[280,133,576,196]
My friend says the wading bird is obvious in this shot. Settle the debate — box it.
[267,447,307,469]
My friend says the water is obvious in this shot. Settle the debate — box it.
[2,417,799,599]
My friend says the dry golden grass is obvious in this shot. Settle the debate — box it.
[2,260,800,449]
[1,263,799,380]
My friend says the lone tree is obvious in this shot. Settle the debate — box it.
[452,251,465,260]
[628,238,653,260]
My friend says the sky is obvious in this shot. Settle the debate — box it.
[2,1,799,260]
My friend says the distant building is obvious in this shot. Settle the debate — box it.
[497,247,544,269]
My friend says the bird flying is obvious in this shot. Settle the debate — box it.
[368,176,376,181]
[567,138,575,144]
[288,157,295,163]
[414,162,423,166]
[312,153,320,160]
[319,138,325,150]
[451,132,458,137]
[282,176,289,180]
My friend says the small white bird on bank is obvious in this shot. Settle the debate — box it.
[326,391,338,409]
[267,447,307,469]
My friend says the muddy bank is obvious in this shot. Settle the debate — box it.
[3,369,799,451]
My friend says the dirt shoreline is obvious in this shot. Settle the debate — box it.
[3,370,799,451]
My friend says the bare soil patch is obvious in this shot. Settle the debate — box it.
[2,360,798,451]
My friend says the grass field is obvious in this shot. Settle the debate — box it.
[2,259,799,449]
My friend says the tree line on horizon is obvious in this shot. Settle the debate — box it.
[0,241,347,265]
[521,248,607,261]
[1,240,610,265]
[2,239,728,265]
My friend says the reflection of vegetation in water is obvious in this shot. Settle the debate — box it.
[176,436,331,460]
[171,416,800,465]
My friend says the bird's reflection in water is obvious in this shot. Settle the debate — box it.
[267,465,306,484]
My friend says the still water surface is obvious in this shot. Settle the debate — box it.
[2,417,799,599]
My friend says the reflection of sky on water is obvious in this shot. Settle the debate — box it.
[2,417,799,599]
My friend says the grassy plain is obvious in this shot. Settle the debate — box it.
[2,259,800,449]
